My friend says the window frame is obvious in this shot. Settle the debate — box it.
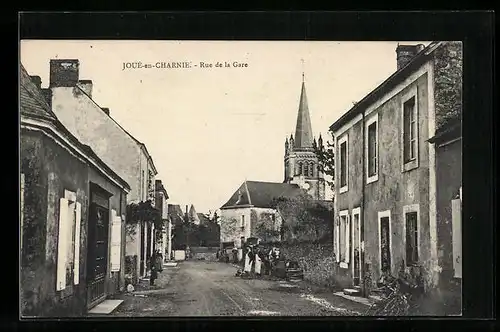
[401,87,419,173]
[378,210,392,274]
[365,112,379,184]
[240,215,245,230]
[338,134,349,194]
[337,209,350,269]
[403,204,420,267]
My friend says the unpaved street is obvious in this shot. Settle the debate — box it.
[110,261,367,317]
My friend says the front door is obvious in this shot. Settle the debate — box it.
[352,210,361,286]
[380,216,391,273]
[87,193,110,308]
[140,222,145,276]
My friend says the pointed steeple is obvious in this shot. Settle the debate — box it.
[294,78,314,149]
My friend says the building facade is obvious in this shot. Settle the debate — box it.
[45,59,158,283]
[20,64,130,316]
[155,180,171,261]
[329,41,462,294]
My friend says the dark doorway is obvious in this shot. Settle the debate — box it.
[87,187,110,309]
[380,216,391,273]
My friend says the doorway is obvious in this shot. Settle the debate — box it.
[379,211,392,274]
[87,187,110,309]
[140,222,145,276]
[352,208,361,286]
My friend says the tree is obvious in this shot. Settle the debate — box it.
[271,193,333,243]
[125,200,162,236]
[313,132,335,192]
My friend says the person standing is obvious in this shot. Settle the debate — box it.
[254,247,262,278]
[149,252,158,286]
[244,247,252,275]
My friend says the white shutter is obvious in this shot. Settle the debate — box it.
[345,215,350,264]
[56,198,69,291]
[451,199,462,278]
[110,211,122,272]
[335,217,340,263]
[73,202,81,285]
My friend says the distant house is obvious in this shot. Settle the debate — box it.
[219,180,304,249]
[154,180,170,260]
[197,213,220,247]
[20,63,130,316]
[328,41,462,294]
[43,59,159,282]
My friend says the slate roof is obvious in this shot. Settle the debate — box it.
[294,81,314,149]
[428,117,462,144]
[220,180,305,210]
[19,64,57,121]
[168,204,185,226]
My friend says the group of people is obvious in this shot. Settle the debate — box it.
[239,245,281,278]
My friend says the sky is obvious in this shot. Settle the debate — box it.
[20,40,430,213]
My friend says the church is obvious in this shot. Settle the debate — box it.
[219,75,327,250]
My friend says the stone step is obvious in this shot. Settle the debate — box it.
[343,288,362,297]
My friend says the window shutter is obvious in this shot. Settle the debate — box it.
[451,199,462,278]
[56,198,69,291]
[345,215,350,264]
[73,202,81,285]
[110,212,122,272]
[335,217,340,262]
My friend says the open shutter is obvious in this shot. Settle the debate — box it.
[110,211,122,272]
[451,199,462,278]
[56,198,69,291]
[73,202,81,285]
[335,217,340,263]
[345,215,350,264]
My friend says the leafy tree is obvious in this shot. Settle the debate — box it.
[125,200,162,236]
[313,132,335,192]
[271,193,333,243]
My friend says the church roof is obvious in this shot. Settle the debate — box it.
[220,180,305,210]
[294,81,314,149]
[168,204,185,225]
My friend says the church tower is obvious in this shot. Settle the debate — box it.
[284,72,326,201]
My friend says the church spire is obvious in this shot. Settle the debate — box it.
[294,72,314,149]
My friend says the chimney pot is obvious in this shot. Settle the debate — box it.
[50,59,80,87]
[77,80,93,98]
[396,44,423,70]
[30,76,42,89]
[101,107,110,115]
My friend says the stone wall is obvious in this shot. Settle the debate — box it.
[278,241,340,289]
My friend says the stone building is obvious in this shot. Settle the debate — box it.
[328,41,462,296]
[20,63,130,316]
[284,75,326,200]
[42,59,159,283]
[154,180,171,261]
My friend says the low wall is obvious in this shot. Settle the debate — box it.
[272,241,341,289]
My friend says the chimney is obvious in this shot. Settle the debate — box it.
[50,59,79,87]
[77,80,93,97]
[396,44,426,70]
[101,107,110,116]
[30,76,42,89]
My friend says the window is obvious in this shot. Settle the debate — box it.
[403,96,417,164]
[309,162,314,177]
[303,163,308,177]
[366,113,379,183]
[338,135,348,193]
[336,210,350,268]
[405,212,418,266]
[240,215,245,229]
[297,161,303,176]
[378,210,392,273]
[56,190,82,291]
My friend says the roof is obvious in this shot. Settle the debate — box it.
[168,204,185,225]
[329,41,443,133]
[294,80,314,150]
[155,180,169,199]
[197,213,211,225]
[20,63,131,192]
[220,180,305,210]
[20,65,57,121]
[428,118,462,144]
[188,205,200,223]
